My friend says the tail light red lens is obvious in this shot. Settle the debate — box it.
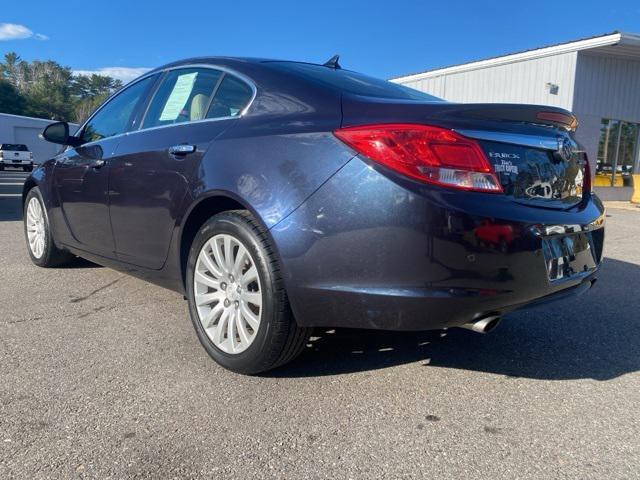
[334,124,502,193]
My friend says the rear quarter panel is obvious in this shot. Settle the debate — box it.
[194,125,355,227]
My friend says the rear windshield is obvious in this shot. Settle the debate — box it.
[267,62,443,102]
[0,144,28,151]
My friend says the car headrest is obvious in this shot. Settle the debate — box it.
[190,94,209,121]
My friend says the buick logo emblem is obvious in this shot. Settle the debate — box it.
[557,136,575,162]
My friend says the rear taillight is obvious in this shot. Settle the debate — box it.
[334,124,502,193]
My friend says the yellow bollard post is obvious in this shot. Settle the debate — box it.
[632,175,640,204]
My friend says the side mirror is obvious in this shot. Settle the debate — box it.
[41,122,81,146]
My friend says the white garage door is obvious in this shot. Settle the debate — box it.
[13,126,62,164]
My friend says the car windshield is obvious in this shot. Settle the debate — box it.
[0,144,28,151]
[266,61,443,102]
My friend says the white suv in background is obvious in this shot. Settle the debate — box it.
[0,144,34,172]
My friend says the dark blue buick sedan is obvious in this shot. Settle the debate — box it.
[24,56,605,374]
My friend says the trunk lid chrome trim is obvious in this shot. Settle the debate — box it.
[455,129,560,151]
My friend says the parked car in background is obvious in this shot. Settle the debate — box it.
[0,144,34,172]
[23,56,605,374]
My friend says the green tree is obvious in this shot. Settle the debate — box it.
[73,92,110,123]
[1,52,27,88]
[71,73,122,122]
[20,60,74,120]
[0,51,123,122]
[0,79,26,114]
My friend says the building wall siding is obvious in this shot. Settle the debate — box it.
[0,114,79,164]
[572,53,640,192]
[573,53,640,122]
[395,51,578,109]
[572,112,601,173]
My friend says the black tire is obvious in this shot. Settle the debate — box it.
[186,210,310,375]
[0,165,4,171]
[23,187,74,267]
[23,165,33,172]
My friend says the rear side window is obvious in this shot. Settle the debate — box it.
[0,144,28,151]
[206,75,253,119]
[81,75,155,144]
[267,62,443,102]
[142,68,223,129]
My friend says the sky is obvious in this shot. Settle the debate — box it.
[1,0,640,83]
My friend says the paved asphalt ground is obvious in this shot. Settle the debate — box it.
[1,168,639,479]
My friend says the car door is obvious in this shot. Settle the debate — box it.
[108,67,254,269]
[53,75,157,256]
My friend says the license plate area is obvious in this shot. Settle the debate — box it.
[542,232,597,281]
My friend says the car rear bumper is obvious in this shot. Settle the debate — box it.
[0,160,33,166]
[272,156,605,331]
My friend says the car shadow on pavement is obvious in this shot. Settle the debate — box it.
[0,196,23,222]
[57,256,103,269]
[268,258,640,381]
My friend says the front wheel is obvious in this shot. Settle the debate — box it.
[24,187,74,267]
[23,165,33,172]
[186,210,310,374]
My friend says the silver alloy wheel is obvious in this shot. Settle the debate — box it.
[26,197,46,259]
[193,233,263,354]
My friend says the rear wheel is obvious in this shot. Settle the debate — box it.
[186,210,310,374]
[0,165,4,171]
[24,187,74,267]
[23,165,33,172]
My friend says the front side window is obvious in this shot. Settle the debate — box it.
[81,76,155,144]
[142,68,223,129]
[206,75,253,119]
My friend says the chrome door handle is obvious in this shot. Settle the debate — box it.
[90,159,106,169]
[168,144,196,156]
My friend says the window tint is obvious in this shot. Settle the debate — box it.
[206,75,253,119]
[0,144,28,151]
[81,76,154,144]
[268,62,443,102]
[142,68,222,129]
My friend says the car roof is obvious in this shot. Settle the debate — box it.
[144,57,329,77]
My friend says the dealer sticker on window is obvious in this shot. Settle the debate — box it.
[159,72,198,121]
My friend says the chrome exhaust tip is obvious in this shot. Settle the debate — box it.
[460,315,502,334]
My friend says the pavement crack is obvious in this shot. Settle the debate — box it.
[5,316,43,325]
[77,305,115,319]
[69,277,123,304]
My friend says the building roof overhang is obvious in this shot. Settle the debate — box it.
[391,32,640,83]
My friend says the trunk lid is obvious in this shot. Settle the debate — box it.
[341,96,587,209]
[465,130,586,209]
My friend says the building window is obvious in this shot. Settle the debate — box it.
[595,119,640,187]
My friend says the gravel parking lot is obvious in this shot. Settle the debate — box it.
[1,169,639,479]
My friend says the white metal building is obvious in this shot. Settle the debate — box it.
[392,32,640,199]
[0,113,78,164]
